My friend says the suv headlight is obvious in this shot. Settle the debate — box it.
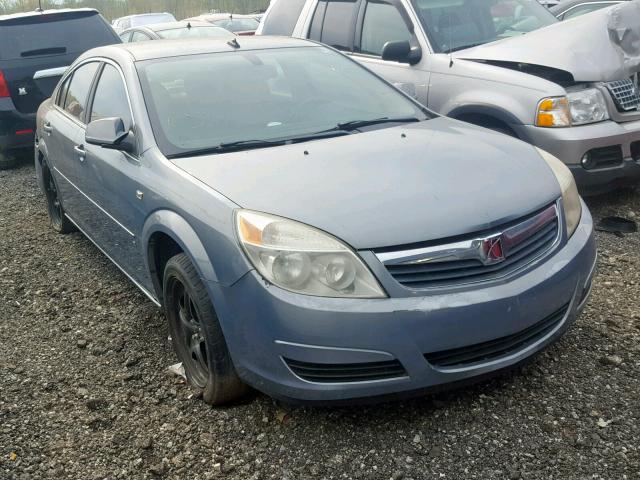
[236,210,387,298]
[536,89,609,127]
[536,148,582,237]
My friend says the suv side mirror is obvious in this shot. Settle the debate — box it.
[86,117,135,153]
[381,40,422,65]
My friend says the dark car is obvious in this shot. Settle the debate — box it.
[119,21,234,43]
[0,8,120,169]
[550,0,625,19]
[35,37,595,405]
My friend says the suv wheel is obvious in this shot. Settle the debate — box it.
[43,162,76,234]
[0,151,18,170]
[163,253,248,405]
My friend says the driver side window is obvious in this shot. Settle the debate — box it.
[90,64,132,130]
[360,1,412,56]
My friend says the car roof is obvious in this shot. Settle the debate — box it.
[114,12,173,21]
[0,7,97,22]
[192,13,258,21]
[143,20,220,32]
[82,36,314,62]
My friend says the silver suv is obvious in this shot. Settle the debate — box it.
[259,0,640,194]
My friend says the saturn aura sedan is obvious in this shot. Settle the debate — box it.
[35,37,596,405]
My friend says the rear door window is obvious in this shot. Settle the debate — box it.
[63,62,99,122]
[119,31,133,43]
[262,0,307,35]
[309,0,359,51]
[0,12,117,60]
[359,1,412,56]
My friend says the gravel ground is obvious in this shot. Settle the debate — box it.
[1,161,639,480]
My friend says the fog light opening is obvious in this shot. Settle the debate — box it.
[581,153,595,170]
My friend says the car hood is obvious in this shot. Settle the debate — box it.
[171,118,561,250]
[454,1,640,82]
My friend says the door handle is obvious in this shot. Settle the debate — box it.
[43,123,53,135]
[74,145,86,162]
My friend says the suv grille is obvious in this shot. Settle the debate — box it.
[284,358,407,383]
[605,78,640,112]
[424,303,569,368]
[378,204,559,289]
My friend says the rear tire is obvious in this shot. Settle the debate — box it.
[163,253,248,405]
[42,162,76,234]
[0,151,18,170]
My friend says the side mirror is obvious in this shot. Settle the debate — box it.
[85,117,135,153]
[381,40,422,65]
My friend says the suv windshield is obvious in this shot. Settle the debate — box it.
[137,46,429,157]
[0,12,117,60]
[411,0,557,53]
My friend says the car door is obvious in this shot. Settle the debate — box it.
[77,61,150,286]
[44,61,100,219]
[307,0,429,103]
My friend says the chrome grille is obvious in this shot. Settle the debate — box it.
[377,204,560,289]
[605,79,640,112]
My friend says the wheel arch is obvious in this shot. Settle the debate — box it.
[142,210,219,304]
[448,105,521,137]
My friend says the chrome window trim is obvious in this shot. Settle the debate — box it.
[53,56,140,156]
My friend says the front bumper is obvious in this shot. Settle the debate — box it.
[0,99,36,153]
[208,204,596,404]
[517,119,640,194]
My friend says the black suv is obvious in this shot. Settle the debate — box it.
[0,8,120,169]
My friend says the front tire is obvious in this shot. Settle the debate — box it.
[42,162,76,234]
[163,253,248,405]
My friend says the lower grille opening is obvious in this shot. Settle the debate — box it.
[582,146,623,170]
[424,303,569,368]
[284,358,407,383]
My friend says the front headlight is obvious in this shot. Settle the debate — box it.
[236,210,387,298]
[567,89,609,126]
[536,148,582,238]
[536,89,609,127]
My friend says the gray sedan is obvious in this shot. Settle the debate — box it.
[35,37,596,404]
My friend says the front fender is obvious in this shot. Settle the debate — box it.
[142,209,219,292]
[446,104,524,128]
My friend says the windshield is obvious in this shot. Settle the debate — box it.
[157,26,233,39]
[411,0,557,53]
[212,18,259,32]
[137,46,428,157]
[130,13,176,27]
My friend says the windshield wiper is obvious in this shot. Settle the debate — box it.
[167,139,285,159]
[336,116,421,131]
[166,130,354,159]
[445,42,485,54]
